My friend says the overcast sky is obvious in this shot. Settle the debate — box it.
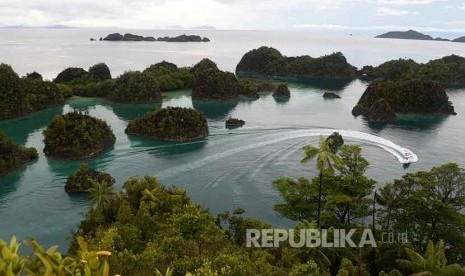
[1,0,465,33]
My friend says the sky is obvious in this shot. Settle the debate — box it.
[1,0,465,33]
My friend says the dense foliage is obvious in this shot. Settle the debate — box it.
[191,59,241,101]
[54,63,115,97]
[326,132,344,153]
[108,71,162,103]
[236,46,358,78]
[25,71,43,80]
[359,55,465,88]
[143,61,195,92]
[71,175,341,275]
[0,63,67,120]
[0,132,38,176]
[89,63,112,81]
[191,59,275,101]
[3,140,465,275]
[0,236,112,276]
[352,79,456,121]
[65,163,115,193]
[126,107,209,141]
[53,67,89,84]
[43,111,116,160]
[377,163,465,263]
[22,78,67,110]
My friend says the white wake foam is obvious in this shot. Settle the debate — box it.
[157,129,418,178]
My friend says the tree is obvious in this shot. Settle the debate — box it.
[89,180,115,212]
[377,163,465,263]
[397,240,465,275]
[301,135,342,228]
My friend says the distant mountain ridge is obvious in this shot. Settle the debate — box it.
[376,30,449,41]
[376,30,465,43]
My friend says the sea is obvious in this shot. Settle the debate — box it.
[1,28,465,250]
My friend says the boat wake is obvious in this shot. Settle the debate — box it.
[157,128,418,179]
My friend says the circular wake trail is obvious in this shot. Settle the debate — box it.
[157,129,418,179]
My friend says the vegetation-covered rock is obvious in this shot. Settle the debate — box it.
[237,79,279,100]
[352,79,455,120]
[0,64,30,119]
[364,99,397,123]
[143,61,195,92]
[0,64,67,120]
[53,67,89,84]
[190,58,219,75]
[236,46,357,78]
[108,71,162,103]
[157,34,210,42]
[25,71,43,81]
[192,59,240,101]
[23,79,66,110]
[273,84,291,98]
[88,63,112,81]
[43,111,116,160]
[103,33,154,41]
[360,55,465,88]
[65,164,115,193]
[66,79,116,97]
[0,132,38,176]
[225,118,245,129]
[126,107,209,141]
[323,92,341,99]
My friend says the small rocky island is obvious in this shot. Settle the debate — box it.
[273,85,291,99]
[453,36,465,43]
[65,164,115,193]
[323,92,341,99]
[376,30,465,43]
[0,132,38,176]
[43,111,116,160]
[352,79,456,123]
[157,34,210,42]
[225,118,245,129]
[376,30,448,41]
[101,33,210,42]
[0,63,67,120]
[108,71,162,103]
[358,55,465,88]
[191,58,280,101]
[236,46,357,79]
[126,107,209,141]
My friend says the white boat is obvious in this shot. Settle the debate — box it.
[402,148,418,164]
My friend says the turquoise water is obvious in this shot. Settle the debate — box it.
[1,29,465,249]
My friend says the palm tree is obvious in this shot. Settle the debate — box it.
[397,240,465,275]
[88,180,114,212]
[301,135,342,228]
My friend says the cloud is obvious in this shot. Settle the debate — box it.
[375,0,447,5]
[0,0,460,30]
[376,7,418,16]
